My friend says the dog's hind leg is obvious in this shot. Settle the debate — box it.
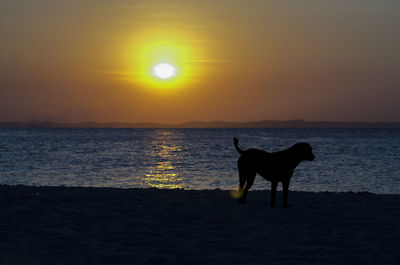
[239,174,255,204]
[236,160,247,202]
[231,168,248,201]
[236,173,247,203]
[239,173,246,193]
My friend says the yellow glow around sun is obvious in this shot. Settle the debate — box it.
[128,29,203,89]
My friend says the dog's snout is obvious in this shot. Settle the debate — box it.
[309,153,315,161]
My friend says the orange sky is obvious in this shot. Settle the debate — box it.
[1,0,399,123]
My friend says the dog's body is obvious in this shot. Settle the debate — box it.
[234,137,315,207]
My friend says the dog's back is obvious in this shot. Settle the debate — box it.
[238,148,291,181]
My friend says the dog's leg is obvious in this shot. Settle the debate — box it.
[239,174,246,194]
[239,175,255,204]
[233,174,246,202]
[270,181,278,208]
[282,180,290,208]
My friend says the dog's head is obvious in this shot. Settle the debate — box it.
[292,143,315,161]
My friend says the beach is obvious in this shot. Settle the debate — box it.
[0,185,399,265]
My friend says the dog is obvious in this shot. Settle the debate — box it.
[233,137,315,207]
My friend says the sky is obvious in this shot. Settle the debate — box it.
[1,0,399,123]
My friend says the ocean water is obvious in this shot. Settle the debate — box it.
[0,128,399,194]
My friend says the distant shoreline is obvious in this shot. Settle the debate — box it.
[1,119,400,128]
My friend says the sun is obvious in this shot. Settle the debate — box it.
[153,63,176,79]
[126,29,205,89]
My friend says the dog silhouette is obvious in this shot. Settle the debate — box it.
[233,137,315,207]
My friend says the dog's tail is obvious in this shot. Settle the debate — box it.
[233,137,244,154]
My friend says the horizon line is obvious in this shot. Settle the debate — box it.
[1,119,399,129]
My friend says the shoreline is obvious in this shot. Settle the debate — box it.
[1,184,398,195]
[1,185,399,264]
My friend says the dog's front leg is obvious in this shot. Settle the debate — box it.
[270,181,277,208]
[282,180,290,208]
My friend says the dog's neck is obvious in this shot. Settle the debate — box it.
[289,158,302,169]
[286,152,305,169]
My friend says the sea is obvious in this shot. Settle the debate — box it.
[0,128,399,194]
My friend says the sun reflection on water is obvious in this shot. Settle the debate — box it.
[143,131,184,189]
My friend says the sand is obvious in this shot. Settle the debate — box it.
[0,185,399,265]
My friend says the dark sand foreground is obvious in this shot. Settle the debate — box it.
[0,185,399,265]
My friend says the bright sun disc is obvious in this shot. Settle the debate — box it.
[128,29,206,89]
[153,63,176,79]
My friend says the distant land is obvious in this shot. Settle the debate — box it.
[1,120,400,128]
